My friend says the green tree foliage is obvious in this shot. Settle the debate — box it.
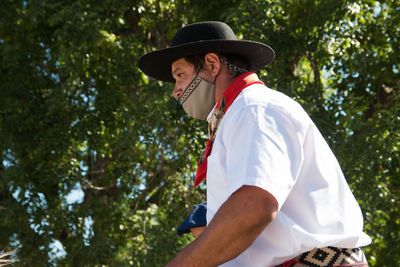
[0,0,398,266]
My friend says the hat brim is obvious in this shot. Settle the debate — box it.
[138,40,275,82]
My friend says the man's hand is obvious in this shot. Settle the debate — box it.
[166,185,278,267]
[190,226,206,238]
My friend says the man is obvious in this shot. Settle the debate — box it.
[138,21,371,267]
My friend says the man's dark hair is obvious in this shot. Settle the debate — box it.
[185,53,249,77]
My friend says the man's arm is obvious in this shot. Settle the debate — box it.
[166,185,278,267]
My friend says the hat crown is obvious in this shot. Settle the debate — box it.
[172,21,237,47]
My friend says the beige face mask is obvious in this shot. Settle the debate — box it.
[179,75,216,120]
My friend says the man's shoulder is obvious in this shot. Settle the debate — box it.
[227,84,312,129]
[236,84,303,112]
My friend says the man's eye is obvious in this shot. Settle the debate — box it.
[177,73,183,78]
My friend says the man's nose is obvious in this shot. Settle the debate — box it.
[173,84,183,99]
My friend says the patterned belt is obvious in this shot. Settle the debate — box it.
[276,247,368,267]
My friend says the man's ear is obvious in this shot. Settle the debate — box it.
[204,53,221,77]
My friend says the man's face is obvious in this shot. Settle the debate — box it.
[171,57,212,99]
[171,58,195,99]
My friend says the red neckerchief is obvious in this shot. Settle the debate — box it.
[194,72,264,187]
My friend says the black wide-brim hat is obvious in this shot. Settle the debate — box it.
[138,21,275,82]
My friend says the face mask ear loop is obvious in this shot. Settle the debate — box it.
[196,60,218,84]
[213,75,218,84]
[196,62,205,76]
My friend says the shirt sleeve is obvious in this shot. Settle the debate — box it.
[222,103,304,210]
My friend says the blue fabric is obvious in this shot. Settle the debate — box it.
[177,202,207,236]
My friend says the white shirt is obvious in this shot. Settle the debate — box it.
[206,83,371,267]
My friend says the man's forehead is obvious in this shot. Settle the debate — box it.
[171,58,192,74]
[171,57,187,69]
